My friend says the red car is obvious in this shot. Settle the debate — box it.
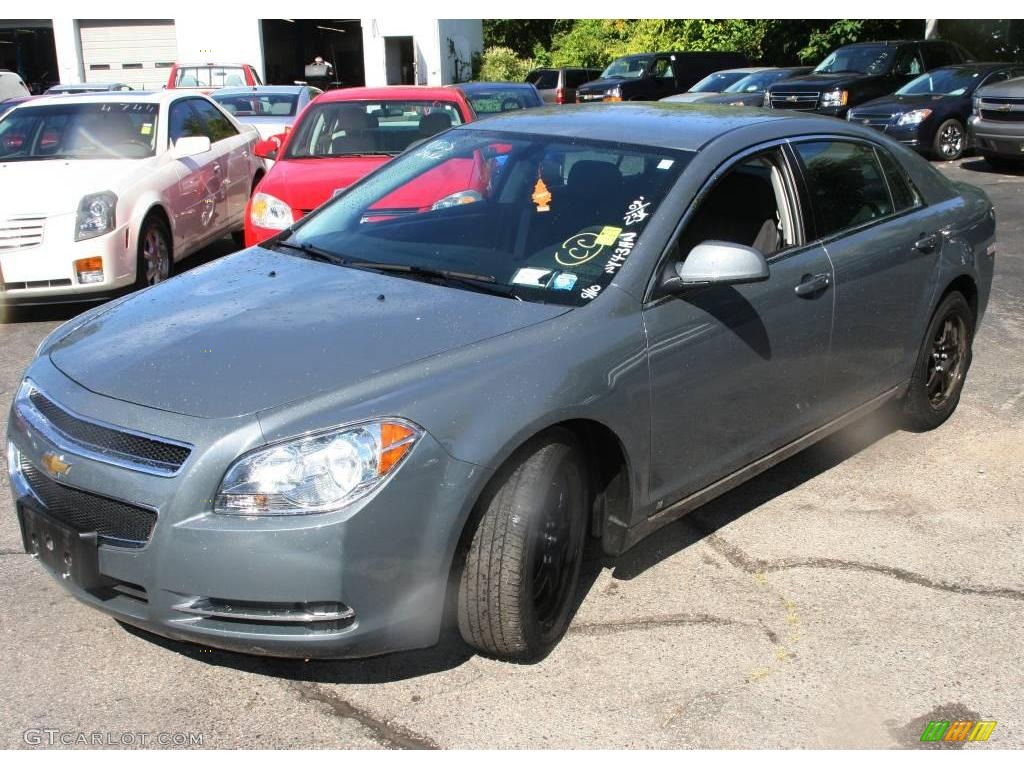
[167,63,262,92]
[244,86,476,246]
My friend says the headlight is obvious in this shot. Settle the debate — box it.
[897,108,933,126]
[249,192,294,230]
[728,100,746,107]
[972,96,982,115]
[214,419,422,515]
[819,89,849,108]
[431,189,483,210]
[605,85,623,102]
[74,191,117,241]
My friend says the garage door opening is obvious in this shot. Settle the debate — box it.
[261,19,364,89]
[385,36,415,85]
[0,21,57,93]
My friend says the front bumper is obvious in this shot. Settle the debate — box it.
[0,214,136,304]
[7,357,484,659]
[968,116,1024,158]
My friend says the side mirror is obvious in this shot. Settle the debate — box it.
[662,240,769,293]
[171,135,211,159]
[254,133,284,160]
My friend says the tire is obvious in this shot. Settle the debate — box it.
[135,214,172,289]
[932,118,965,161]
[457,429,589,661]
[902,291,974,432]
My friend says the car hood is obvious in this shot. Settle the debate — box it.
[577,78,630,94]
[851,93,958,113]
[694,92,765,106]
[260,155,390,212]
[662,92,721,103]
[0,157,152,216]
[47,247,570,419]
[770,72,879,91]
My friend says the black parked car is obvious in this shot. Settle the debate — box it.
[848,62,1024,161]
[576,51,749,102]
[678,66,813,107]
[766,39,975,118]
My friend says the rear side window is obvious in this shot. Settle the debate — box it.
[565,70,593,88]
[876,148,922,212]
[794,141,894,238]
[528,70,558,89]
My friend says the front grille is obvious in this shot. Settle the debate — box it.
[982,97,1024,106]
[770,91,820,110]
[851,112,893,129]
[25,387,191,474]
[20,456,157,546]
[0,216,45,251]
[980,109,1024,123]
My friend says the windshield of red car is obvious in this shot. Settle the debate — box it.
[287,130,692,307]
[283,100,466,159]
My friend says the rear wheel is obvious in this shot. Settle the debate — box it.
[457,430,589,661]
[135,215,172,289]
[902,291,974,431]
[932,118,965,161]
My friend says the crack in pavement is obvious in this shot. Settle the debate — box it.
[0,550,25,556]
[703,532,1024,601]
[570,612,752,637]
[287,680,439,750]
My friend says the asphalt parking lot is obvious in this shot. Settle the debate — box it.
[1,160,1022,750]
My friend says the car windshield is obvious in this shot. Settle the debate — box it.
[724,70,788,93]
[285,130,690,307]
[689,71,747,93]
[175,66,254,88]
[0,101,159,161]
[814,45,894,75]
[464,88,539,114]
[283,100,465,158]
[600,57,651,79]
[896,67,983,96]
[213,92,299,118]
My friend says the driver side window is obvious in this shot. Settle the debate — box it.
[894,47,924,76]
[651,58,674,82]
[168,100,205,144]
[671,147,799,266]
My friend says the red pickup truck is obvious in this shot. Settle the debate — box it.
[166,63,262,92]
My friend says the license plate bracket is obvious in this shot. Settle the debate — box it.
[18,501,109,591]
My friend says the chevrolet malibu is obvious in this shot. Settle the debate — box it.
[7,104,995,661]
[0,91,263,305]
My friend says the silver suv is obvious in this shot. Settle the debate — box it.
[970,75,1024,168]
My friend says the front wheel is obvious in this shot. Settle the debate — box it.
[457,430,589,661]
[902,291,974,431]
[932,118,965,161]
[135,215,172,289]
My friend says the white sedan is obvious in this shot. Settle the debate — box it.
[0,90,265,305]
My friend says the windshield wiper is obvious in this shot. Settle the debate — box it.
[348,261,519,299]
[271,240,348,266]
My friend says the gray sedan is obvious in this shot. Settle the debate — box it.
[211,84,322,140]
[7,104,995,662]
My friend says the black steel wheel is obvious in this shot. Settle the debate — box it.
[903,291,974,431]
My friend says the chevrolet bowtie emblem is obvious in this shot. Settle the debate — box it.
[999,103,1012,111]
[41,452,70,478]
[786,95,798,102]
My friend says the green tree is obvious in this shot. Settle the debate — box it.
[478,47,534,82]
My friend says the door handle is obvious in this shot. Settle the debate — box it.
[914,233,939,253]
[794,273,830,297]
[212,163,223,176]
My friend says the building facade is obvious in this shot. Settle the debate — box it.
[2,18,482,92]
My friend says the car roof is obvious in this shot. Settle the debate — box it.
[457,102,887,152]
[710,67,773,75]
[315,86,463,102]
[212,85,308,96]
[23,90,187,107]
[456,81,536,91]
